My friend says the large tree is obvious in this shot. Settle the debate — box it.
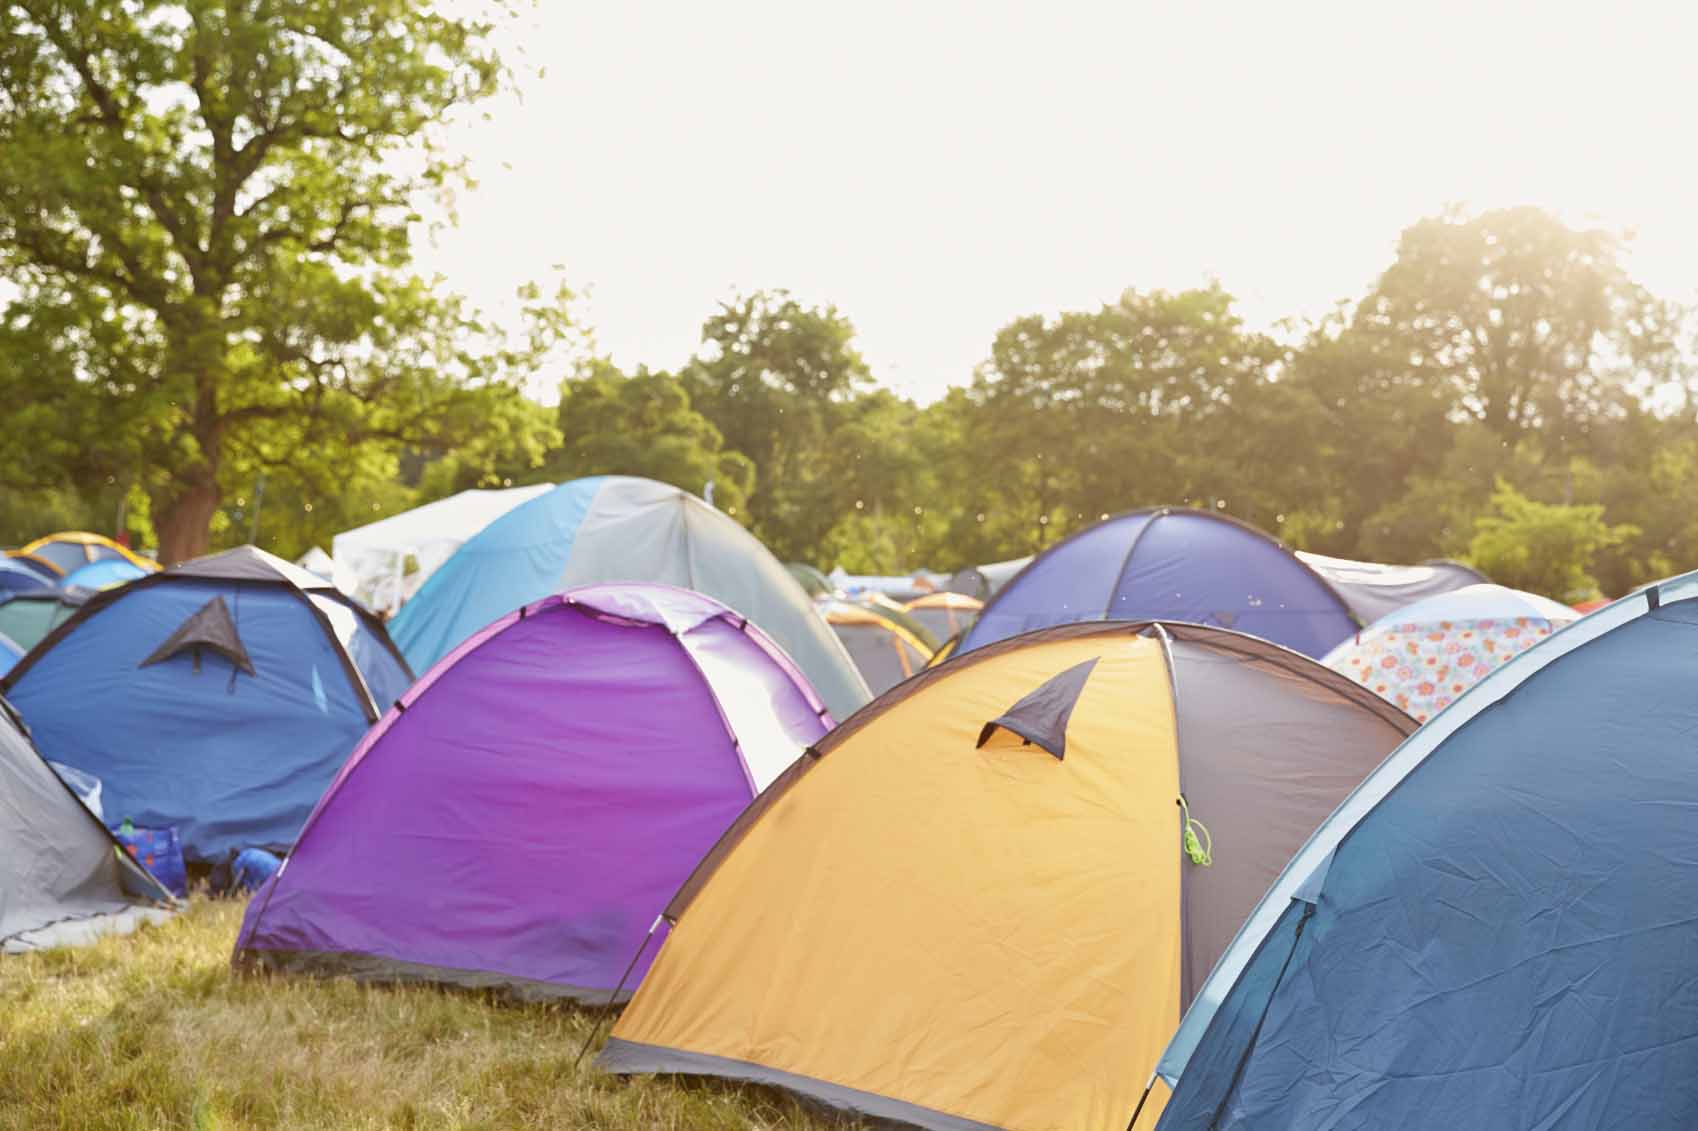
[0,1,557,561]
[542,360,756,518]
[681,290,872,559]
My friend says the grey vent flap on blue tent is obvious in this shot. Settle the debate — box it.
[975,657,1099,760]
[140,595,255,675]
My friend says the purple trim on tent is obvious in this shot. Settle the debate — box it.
[234,582,831,999]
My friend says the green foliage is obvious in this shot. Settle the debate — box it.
[543,361,755,518]
[1467,481,1635,601]
[0,1,564,561]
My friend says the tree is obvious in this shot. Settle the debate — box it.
[0,2,561,561]
[682,290,872,559]
[958,285,1281,552]
[540,361,755,517]
[1467,480,1634,601]
[1352,206,1680,445]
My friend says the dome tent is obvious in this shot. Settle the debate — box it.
[904,591,982,641]
[0,587,87,652]
[2,546,413,862]
[1323,582,1577,722]
[1294,550,1489,624]
[389,476,870,719]
[61,558,149,593]
[599,621,1414,1130]
[1,695,174,952]
[11,531,157,577]
[235,584,831,1001]
[1152,574,1698,1130]
[959,508,1359,659]
[818,597,933,695]
[0,556,55,597]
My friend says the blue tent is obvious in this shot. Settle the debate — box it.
[1154,576,1698,1130]
[1,546,412,862]
[0,556,54,597]
[959,509,1359,659]
[389,476,870,719]
[62,558,148,593]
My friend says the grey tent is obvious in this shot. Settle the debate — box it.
[1294,551,1488,624]
[1,695,174,953]
[945,555,1034,601]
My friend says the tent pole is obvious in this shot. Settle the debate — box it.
[573,916,662,1071]
[1127,1078,1155,1130]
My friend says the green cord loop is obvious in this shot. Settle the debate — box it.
[1178,795,1213,867]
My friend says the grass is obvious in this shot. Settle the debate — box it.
[0,898,852,1131]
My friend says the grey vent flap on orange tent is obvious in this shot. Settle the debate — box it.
[139,596,255,676]
[975,657,1099,760]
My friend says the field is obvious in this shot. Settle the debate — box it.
[0,899,849,1131]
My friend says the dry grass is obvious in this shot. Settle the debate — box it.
[0,899,852,1131]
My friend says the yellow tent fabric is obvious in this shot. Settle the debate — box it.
[608,628,1182,1128]
[601,621,1414,1129]
[12,532,157,576]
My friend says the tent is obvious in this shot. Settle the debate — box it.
[904,591,982,641]
[959,509,1359,659]
[0,632,20,678]
[945,554,1032,601]
[62,559,148,593]
[330,483,555,614]
[818,598,934,695]
[1323,583,1578,722]
[826,567,948,603]
[2,546,413,862]
[0,556,54,596]
[11,531,157,577]
[0,588,87,652]
[390,476,871,719]
[1,695,174,952]
[1151,572,1698,1130]
[234,584,831,1000]
[1294,550,1489,623]
[600,621,1415,1130]
[786,562,835,598]
[295,546,335,581]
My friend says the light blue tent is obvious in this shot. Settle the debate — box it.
[1,546,412,862]
[1153,575,1698,1130]
[61,558,148,593]
[959,508,1359,659]
[390,476,870,719]
[0,632,19,678]
[0,556,54,597]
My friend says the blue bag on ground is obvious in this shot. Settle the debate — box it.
[112,821,188,898]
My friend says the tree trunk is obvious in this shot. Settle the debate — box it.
[155,480,220,564]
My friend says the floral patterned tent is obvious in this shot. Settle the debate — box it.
[1323,584,1578,723]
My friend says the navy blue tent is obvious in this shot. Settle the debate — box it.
[959,509,1359,659]
[1,546,412,862]
[0,556,54,596]
[1153,575,1698,1131]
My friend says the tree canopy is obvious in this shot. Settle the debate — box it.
[1,7,1693,601]
[0,0,561,561]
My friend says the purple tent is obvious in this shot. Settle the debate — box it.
[233,583,832,1001]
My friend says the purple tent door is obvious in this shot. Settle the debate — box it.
[234,583,831,1000]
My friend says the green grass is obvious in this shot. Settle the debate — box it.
[0,899,851,1131]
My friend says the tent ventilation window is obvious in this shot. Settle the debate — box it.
[975,657,1099,761]
[140,596,256,679]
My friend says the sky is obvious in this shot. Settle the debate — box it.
[420,2,1698,403]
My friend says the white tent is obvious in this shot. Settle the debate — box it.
[331,485,554,614]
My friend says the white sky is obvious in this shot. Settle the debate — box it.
[421,2,1698,403]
